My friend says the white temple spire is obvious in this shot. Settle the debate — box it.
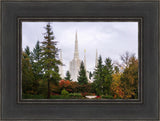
[74,31,79,59]
[69,31,81,81]
[69,31,91,82]
[59,50,64,79]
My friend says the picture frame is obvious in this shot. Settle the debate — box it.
[1,0,159,120]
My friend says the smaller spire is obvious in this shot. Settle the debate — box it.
[59,50,64,79]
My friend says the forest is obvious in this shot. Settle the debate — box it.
[22,23,138,99]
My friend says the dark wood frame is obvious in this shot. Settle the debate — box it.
[1,0,159,120]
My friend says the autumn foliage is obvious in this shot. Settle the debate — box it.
[111,73,124,99]
[110,53,138,99]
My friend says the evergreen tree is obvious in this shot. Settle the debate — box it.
[22,52,34,95]
[114,66,119,73]
[29,41,42,94]
[40,23,61,99]
[32,41,41,62]
[31,41,42,80]
[103,57,114,95]
[24,46,35,65]
[78,61,88,85]
[25,46,31,56]
[93,55,104,95]
[89,71,92,79]
[65,70,71,81]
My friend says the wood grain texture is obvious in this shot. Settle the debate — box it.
[1,0,160,2]
[158,1,160,120]
[1,0,159,120]
[0,0,2,120]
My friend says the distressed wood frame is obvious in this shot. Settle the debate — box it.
[1,0,159,120]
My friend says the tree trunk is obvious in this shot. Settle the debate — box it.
[47,78,50,99]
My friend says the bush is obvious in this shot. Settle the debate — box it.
[59,80,71,88]
[51,84,61,94]
[77,84,93,93]
[70,82,79,93]
[68,93,83,98]
[59,80,74,93]
[61,89,69,96]
[101,95,113,99]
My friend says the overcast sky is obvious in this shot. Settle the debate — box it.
[22,22,138,74]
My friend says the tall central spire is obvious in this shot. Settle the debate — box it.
[74,31,79,59]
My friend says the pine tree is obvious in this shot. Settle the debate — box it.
[32,41,41,62]
[103,57,114,95]
[25,46,31,56]
[40,23,61,99]
[65,70,71,81]
[31,41,42,80]
[22,52,34,95]
[78,61,88,85]
[89,71,92,79]
[24,46,34,63]
[93,55,104,95]
[29,41,42,94]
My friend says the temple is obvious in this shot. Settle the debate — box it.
[69,31,82,81]
[59,31,98,82]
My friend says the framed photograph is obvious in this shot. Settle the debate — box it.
[19,18,141,103]
[1,0,159,120]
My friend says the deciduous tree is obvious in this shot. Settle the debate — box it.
[121,54,138,99]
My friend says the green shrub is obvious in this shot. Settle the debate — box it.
[61,89,69,96]
[102,95,113,99]
[68,93,83,98]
